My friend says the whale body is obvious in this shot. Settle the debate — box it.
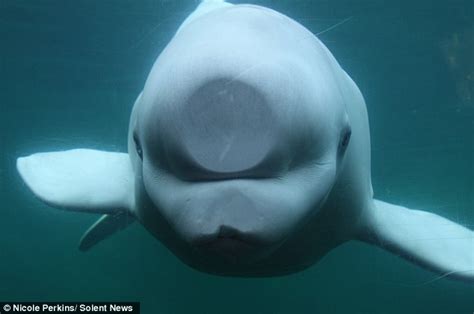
[16,0,474,280]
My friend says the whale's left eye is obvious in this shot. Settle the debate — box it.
[133,132,143,160]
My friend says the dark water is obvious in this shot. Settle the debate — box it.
[1,0,473,313]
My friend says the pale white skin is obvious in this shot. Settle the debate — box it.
[17,0,474,280]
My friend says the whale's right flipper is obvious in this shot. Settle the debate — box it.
[359,200,474,282]
[16,149,135,214]
[79,212,135,251]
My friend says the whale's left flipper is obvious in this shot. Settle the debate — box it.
[359,200,474,282]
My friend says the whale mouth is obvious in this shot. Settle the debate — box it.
[192,226,266,262]
[193,226,261,247]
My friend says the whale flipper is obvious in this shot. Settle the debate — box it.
[17,149,134,214]
[79,212,135,251]
[360,200,474,281]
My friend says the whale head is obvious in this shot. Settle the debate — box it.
[129,5,352,272]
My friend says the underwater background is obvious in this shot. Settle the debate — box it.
[1,0,473,313]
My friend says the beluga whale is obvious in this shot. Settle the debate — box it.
[17,0,474,280]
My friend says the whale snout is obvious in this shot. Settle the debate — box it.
[180,188,270,242]
[178,189,282,262]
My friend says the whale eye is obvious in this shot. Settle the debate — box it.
[339,128,351,152]
[133,132,143,160]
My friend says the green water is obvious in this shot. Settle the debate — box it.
[1,0,473,313]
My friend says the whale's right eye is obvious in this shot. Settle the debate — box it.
[339,128,352,153]
[133,132,143,160]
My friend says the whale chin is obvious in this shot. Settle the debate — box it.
[195,237,263,264]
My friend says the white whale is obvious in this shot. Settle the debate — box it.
[16,0,473,280]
